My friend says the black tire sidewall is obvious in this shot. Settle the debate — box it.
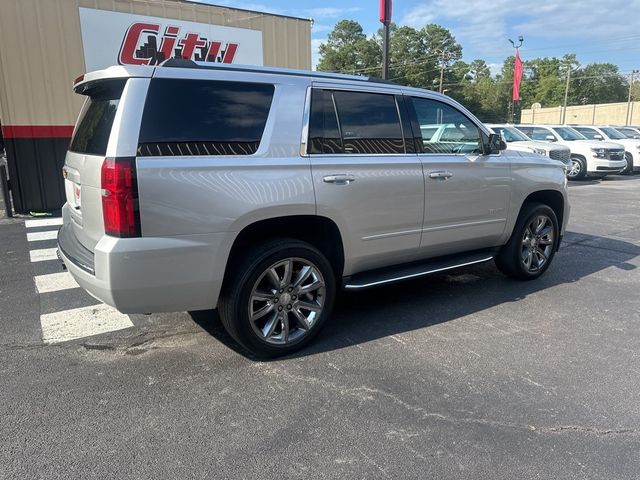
[222,241,336,357]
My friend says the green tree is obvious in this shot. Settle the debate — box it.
[572,63,627,104]
[316,20,380,74]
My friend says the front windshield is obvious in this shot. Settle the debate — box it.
[493,126,530,142]
[553,127,586,141]
[619,128,640,139]
[600,127,626,140]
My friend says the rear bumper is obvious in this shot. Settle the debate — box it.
[58,222,230,314]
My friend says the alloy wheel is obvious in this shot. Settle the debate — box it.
[248,258,326,345]
[520,214,555,274]
[568,159,581,178]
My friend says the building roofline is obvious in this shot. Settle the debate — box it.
[177,0,312,23]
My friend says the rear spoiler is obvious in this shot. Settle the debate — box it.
[73,65,154,94]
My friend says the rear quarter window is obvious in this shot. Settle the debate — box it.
[138,79,274,156]
[70,79,126,156]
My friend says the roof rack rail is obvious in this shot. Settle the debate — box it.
[157,59,399,86]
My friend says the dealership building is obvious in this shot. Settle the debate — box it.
[0,0,311,213]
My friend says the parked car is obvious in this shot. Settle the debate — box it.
[572,125,639,174]
[485,124,572,172]
[616,126,640,139]
[516,124,626,180]
[58,61,569,357]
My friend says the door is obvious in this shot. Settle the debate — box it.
[408,96,511,256]
[307,87,424,274]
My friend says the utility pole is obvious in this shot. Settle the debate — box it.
[626,70,639,125]
[508,35,524,123]
[379,0,392,80]
[561,63,572,124]
[436,49,452,93]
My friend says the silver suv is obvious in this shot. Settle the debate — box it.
[58,61,569,357]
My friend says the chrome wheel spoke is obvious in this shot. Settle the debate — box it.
[251,291,275,302]
[281,259,293,287]
[261,313,279,338]
[280,314,289,343]
[250,301,274,321]
[296,299,322,314]
[267,268,281,289]
[291,307,311,330]
[292,265,313,290]
[298,278,323,295]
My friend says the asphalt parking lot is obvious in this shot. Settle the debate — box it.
[1,176,639,479]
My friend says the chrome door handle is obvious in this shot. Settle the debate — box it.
[428,171,453,180]
[323,174,356,185]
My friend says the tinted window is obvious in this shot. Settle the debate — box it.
[601,127,625,139]
[492,126,529,142]
[138,79,274,156]
[411,97,482,154]
[70,80,126,155]
[574,127,599,139]
[619,127,640,138]
[332,91,404,154]
[525,127,554,141]
[308,89,343,154]
[553,127,585,141]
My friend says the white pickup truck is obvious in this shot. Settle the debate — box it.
[516,124,626,180]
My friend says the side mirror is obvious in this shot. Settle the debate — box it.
[593,134,604,140]
[545,134,556,142]
[486,133,507,154]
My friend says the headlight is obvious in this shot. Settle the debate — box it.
[529,147,546,155]
[591,147,607,158]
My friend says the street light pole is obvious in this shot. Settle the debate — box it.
[379,0,392,80]
[561,64,571,124]
[626,69,639,125]
[508,35,524,123]
[382,23,390,80]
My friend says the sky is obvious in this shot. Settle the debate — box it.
[199,0,640,76]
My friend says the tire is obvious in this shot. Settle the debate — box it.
[567,156,586,181]
[219,238,336,358]
[623,152,634,175]
[495,203,559,280]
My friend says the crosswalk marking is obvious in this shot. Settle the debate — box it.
[34,272,79,293]
[27,230,58,242]
[25,217,64,228]
[25,216,136,344]
[40,304,134,344]
[29,248,59,263]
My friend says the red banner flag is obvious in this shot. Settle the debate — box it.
[513,49,523,101]
[379,0,392,25]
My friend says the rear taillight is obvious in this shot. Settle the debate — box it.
[100,157,141,237]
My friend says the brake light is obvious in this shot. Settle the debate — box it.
[100,157,141,237]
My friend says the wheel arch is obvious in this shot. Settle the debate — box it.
[224,215,345,282]
[521,189,565,238]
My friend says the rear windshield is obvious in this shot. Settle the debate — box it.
[137,79,274,156]
[70,80,126,155]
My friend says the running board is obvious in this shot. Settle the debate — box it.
[343,249,496,290]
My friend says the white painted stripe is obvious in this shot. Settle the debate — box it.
[25,217,63,228]
[27,230,58,242]
[41,304,134,344]
[29,248,59,263]
[34,272,79,293]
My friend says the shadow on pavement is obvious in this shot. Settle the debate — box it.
[189,231,640,359]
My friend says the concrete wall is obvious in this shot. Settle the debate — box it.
[521,101,640,126]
